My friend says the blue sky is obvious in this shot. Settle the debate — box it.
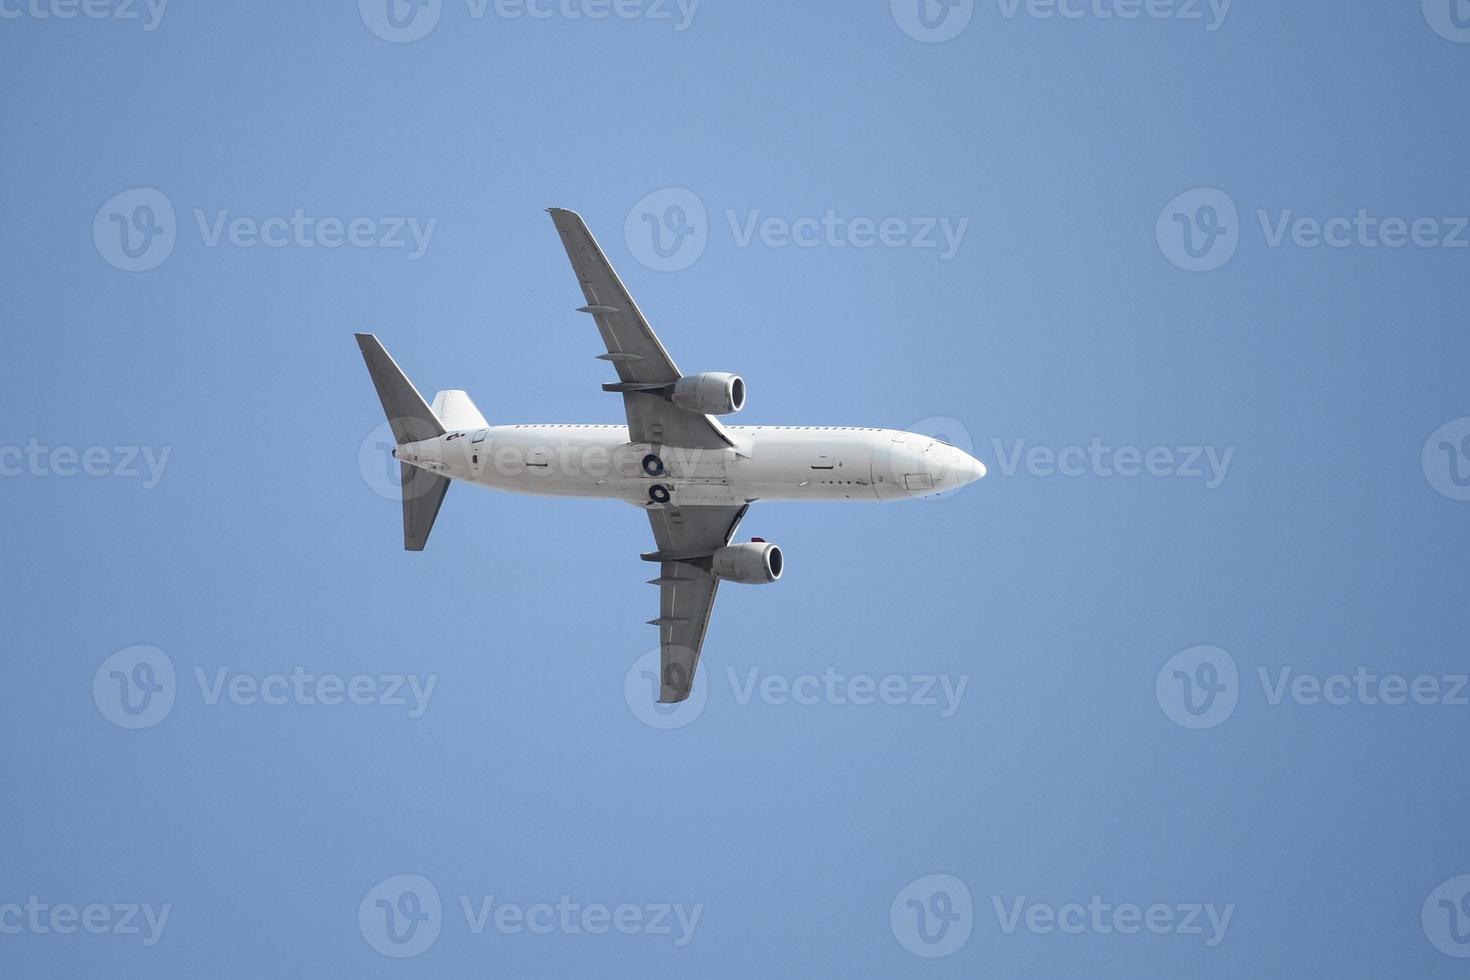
[3,1,1469,976]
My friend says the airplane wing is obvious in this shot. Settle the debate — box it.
[644,504,749,702]
[547,208,734,451]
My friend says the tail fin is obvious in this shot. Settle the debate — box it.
[430,389,489,430]
[355,333,451,552]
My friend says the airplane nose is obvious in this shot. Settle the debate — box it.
[940,446,986,486]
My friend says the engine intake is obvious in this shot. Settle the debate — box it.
[712,541,783,584]
[672,372,745,415]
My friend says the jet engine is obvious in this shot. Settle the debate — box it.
[712,540,783,584]
[672,372,746,415]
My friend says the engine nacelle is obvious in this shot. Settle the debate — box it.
[712,541,783,584]
[671,372,745,415]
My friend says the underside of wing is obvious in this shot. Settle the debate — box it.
[644,504,749,702]
[547,208,733,451]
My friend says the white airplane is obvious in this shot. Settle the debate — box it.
[356,208,986,703]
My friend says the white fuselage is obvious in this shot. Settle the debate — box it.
[394,424,987,507]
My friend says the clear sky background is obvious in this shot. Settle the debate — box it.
[3,1,1469,976]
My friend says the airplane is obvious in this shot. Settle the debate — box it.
[355,208,987,703]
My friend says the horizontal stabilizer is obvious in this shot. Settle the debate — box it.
[355,334,445,445]
[356,333,452,552]
[401,464,450,552]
